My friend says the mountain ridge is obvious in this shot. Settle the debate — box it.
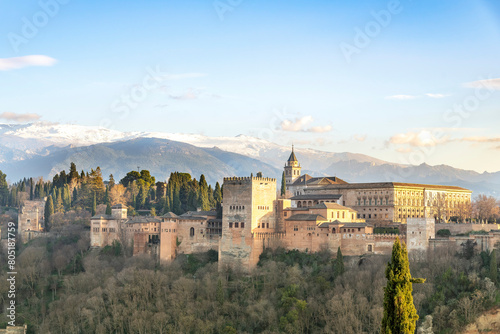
[0,122,498,196]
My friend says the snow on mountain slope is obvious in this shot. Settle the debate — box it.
[0,122,393,168]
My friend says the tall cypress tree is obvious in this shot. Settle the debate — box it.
[55,188,64,213]
[281,171,286,197]
[0,170,8,206]
[29,178,34,200]
[381,237,424,334]
[214,182,223,219]
[44,196,54,232]
[106,203,112,215]
[490,249,497,284]
[198,174,209,211]
[334,247,345,278]
[69,162,79,182]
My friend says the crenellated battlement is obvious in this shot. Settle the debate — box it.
[372,233,406,240]
[253,232,286,240]
[223,176,276,184]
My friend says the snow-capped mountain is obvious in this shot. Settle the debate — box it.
[0,122,499,196]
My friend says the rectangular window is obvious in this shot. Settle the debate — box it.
[229,223,233,228]
[241,222,245,228]
[235,222,239,228]
[267,223,269,228]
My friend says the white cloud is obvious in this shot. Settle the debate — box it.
[464,78,500,90]
[281,116,313,132]
[0,112,41,122]
[280,116,332,133]
[308,125,333,133]
[425,93,450,98]
[0,55,57,71]
[389,130,450,147]
[385,94,418,100]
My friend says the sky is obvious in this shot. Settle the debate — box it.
[1,0,500,173]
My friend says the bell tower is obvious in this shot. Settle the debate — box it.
[284,145,301,189]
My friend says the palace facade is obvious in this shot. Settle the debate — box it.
[89,148,489,272]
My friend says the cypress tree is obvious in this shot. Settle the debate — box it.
[44,196,54,232]
[108,174,115,188]
[0,170,8,206]
[69,162,79,182]
[39,181,45,198]
[381,237,424,334]
[281,171,286,197]
[137,186,146,209]
[29,178,34,200]
[334,247,345,277]
[106,203,112,215]
[73,187,78,203]
[163,195,170,214]
[214,182,222,204]
[173,184,182,214]
[55,188,64,213]
[92,192,96,216]
[490,249,497,284]
[198,175,210,211]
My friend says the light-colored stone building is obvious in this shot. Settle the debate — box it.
[18,200,46,242]
[284,149,472,224]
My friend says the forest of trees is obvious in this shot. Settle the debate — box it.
[0,164,223,231]
[0,221,499,333]
[1,167,500,333]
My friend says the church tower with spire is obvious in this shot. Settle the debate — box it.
[284,145,301,189]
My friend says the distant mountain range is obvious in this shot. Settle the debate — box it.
[0,122,498,197]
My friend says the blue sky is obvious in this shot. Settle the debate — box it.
[1,0,500,172]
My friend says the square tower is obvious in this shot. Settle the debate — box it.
[219,176,276,271]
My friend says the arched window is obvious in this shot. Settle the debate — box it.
[190,227,195,237]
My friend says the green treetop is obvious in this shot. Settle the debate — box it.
[381,237,424,334]
[44,196,54,232]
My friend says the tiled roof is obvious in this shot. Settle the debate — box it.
[286,214,327,221]
[291,174,348,186]
[291,194,342,200]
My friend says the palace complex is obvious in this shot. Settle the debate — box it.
[81,148,496,270]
